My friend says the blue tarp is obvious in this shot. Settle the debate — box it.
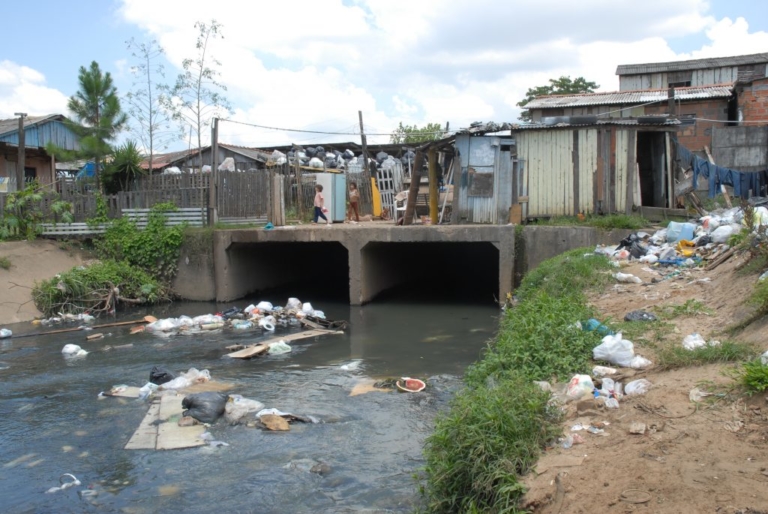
[75,162,97,180]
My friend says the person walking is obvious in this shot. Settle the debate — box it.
[347,181,360,222]
[313,184,331,225]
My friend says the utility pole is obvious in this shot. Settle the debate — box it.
[14,113,27,190]
[358,111,369,174]
[209,117,219,225]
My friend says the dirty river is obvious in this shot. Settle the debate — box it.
[0,294,498,513]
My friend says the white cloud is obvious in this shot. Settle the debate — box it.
[116,0,768,143]
[0,61,69,120]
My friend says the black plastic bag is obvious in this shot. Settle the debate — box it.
[624,310,657,322]
[182,392,229,424]
[629,241,648,259]
[149,366,176,385]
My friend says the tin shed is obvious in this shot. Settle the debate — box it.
[510,119,679,220]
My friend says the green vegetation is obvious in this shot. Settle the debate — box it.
[95,202,185,281]
[421,249,612,513]
[730,359,768,394]
[531,213,650,231]
[0,256,11,270]
[390,122,446,144]
[31,203,185,316]
[657,341,756,370]
[653,299,713,320]
[0,182,73,241]
[517,76,599,122]
[103,140,145,194]
[33,260,166,316]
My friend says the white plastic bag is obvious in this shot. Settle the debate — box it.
[160,376,192,390]
[224,395,265,424]
[625,379,652,396]
[244,304,257,314]
[593,333,652,369]
[613,272,642,284]
[592,365,617,377]
[0,328,11,339]
[302,302,314,314]
[256,301,273,312]
[639,254,658,264]
[181,368,211,383]
[286,298,302,310]
[61,344,87,357]
[711,225,735,244]
[682,333,706,350]
[267,341,292,355]
[566,374,595,400]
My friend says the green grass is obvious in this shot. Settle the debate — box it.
[728,359,768,394]
[653,299,713,320]
[656,341,756,370]
[0,256,10,270]
[750,278,768,315]
[610,320,675,349]
[530,214,650,231]
[421,249,614,513]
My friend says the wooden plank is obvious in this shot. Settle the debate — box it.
[666,133,674,208]
[125,402,160,450]
[156,395,206,450]
[224,329,344,359]
[572,130,580,215]
[625,129,636,214]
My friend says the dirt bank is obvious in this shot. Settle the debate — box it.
[0,240,93,325]
[522,256,768,514]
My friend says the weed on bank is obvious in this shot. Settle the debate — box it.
[421,249,614,513]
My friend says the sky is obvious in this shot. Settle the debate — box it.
[1,0,768,150]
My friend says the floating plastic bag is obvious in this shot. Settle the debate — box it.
[256,301,273,312]
[286,298,302,310]
[149,366,176,385]
[566,374,595,400]
[161,376,192,390]
[224,395,265,424]
[232,320,253,330]
[312,310,326,319]
[0,328,11,339]
[593,333,652,369]
[61,344,87,357]
[613,272,642,284]
[138,381,159,400]
[182,392,229,424]
[625,379,652,396]
[267,341,292,355]
[302,302,314,314]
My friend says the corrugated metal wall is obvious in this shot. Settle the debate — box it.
[453,134,514,224]
[0,120,80,151]
[516,127,636,217]
[619,66,740,90]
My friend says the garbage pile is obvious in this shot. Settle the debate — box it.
[273,145,419,171]
[595,205,768,269]
[142,298,326,337]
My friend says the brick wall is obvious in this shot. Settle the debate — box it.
[645,98,729,152]
[738,77,768,122]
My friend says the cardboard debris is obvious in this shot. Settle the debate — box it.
[125,395,206,450]
[104,381,233,399]
[261,414,290,431]
[349,379,392,396]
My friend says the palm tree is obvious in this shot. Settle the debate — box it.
[104,140,145,194]
[66,61,128,190]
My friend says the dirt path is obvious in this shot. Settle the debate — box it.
[0,240,92,325]
[522,255,768,514]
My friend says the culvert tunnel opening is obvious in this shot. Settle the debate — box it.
[231,242,350,303]
[361,242,499,304]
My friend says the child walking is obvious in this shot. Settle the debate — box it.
[347,182,360,222]
[313,184,331,225]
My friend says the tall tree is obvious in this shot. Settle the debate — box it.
[125,38,178,173]
[103,140,144,194]
[390,122,446,144]
[516,76,599,122]
[61,61,127,189]
[168,19,231,152]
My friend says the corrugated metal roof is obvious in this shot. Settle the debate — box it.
[0,114,66,137]
[616,53,768,75]
[219,143,270,163]
[511,118,681,131]
[524,85,733,109]
[141,148,204,170]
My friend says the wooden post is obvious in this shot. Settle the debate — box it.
[15,113,26,190]
[668,87,676,116]
[358,111,370,175]
[403,150,424,225]
[428,146,438,224]
[450,154,462,225]
[704,145,732,208]
[625,129,636,214]
[209,117,219,225]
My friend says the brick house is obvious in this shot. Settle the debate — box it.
[523,52,768,156]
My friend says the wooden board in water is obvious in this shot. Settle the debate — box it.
[125,394,206,450]
[224,329,344,359]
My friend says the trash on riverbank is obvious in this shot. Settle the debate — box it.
[624,310,657,322]
[224,395,265,424]
[396,377,427,393]
[182,392,229,424]
[682,333,720,350]
[593,333,652,369]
